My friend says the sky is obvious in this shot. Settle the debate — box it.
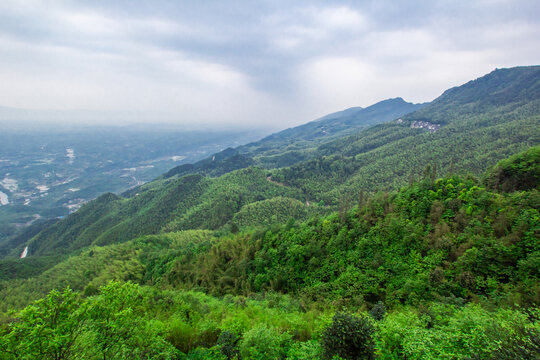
[0,0,539,128]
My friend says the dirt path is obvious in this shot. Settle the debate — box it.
[266,175,286,187]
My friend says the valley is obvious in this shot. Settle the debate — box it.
[0,125,267,245]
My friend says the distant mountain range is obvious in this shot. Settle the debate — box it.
[162,97,423,178]
[249,97,423,147]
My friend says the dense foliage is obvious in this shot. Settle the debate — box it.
[1,282,538,359]
[20,168,305,257]
[484,145,540,192]
[162,173,540,309]
[0,147,538,358]
[0,283,179,359]
[232,197,316,228]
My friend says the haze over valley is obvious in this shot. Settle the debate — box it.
[0,124,266,241]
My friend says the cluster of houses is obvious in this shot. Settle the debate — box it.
[396,118,441,133]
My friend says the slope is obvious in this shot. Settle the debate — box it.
[20,168,309,257]
[1,146,538,311]
[273,66,540,204]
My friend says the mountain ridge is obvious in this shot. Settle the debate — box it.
[161,97,423,179]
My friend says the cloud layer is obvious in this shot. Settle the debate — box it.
[0,0,538,127]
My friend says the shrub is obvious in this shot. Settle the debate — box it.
[321,312,375,360]
[369,301,386,321]
[217,330,240,359]
[185,347,227,360]
[196,319,221,348]
[491,327,540,360]
[286,340,323,359]
[376,304,540,359]
[239,324,290,360]
[166,318,197,353]
[0,288,85,360]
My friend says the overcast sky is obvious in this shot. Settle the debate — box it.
[0,0,539,128]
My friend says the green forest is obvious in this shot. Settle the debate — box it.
[1,146,539,359]
[0,67,539,359]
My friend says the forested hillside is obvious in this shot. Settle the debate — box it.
[3,148,539,308]
[273,66,540,204]
[0,94,424,259]
[19,168,312,258]
[0,147,538,359]
[10,66,538,261]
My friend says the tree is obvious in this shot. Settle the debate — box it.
[321,312,375,360]
[84,281,176,359]
[0,287,85,360]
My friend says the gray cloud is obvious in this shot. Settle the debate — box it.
[0,0,538,128]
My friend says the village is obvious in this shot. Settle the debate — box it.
[397,118,442,132]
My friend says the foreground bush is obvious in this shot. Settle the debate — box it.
[321,311,375,360]
[0,282,178,360]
